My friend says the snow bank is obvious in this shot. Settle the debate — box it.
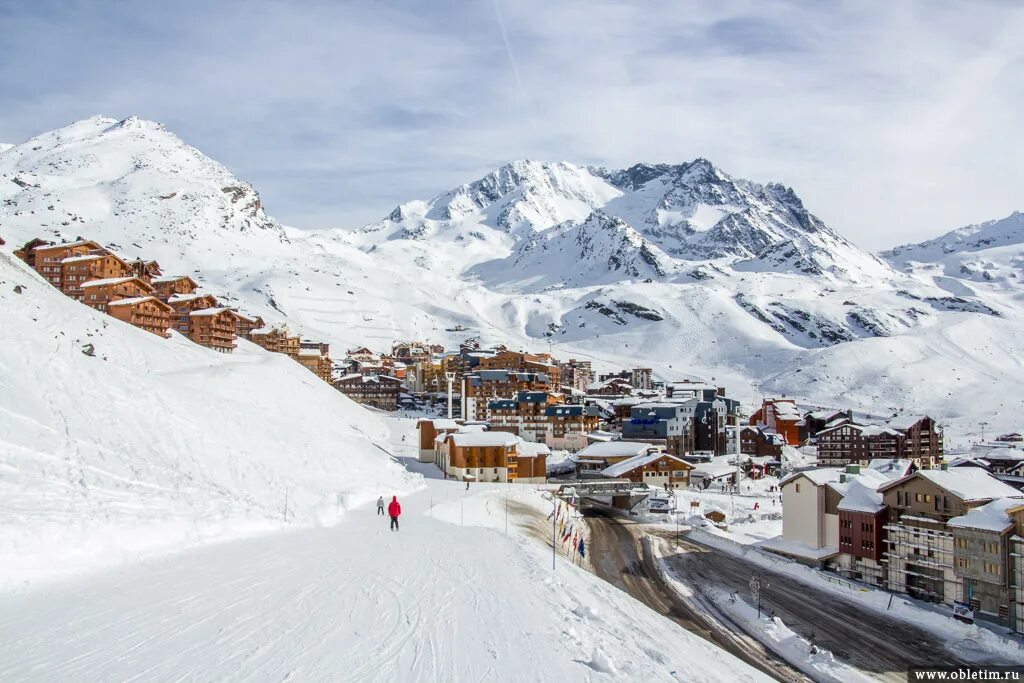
[0,250,420,590]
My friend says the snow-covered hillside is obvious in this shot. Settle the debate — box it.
[0,248,418,589]
[2,116,1022,438]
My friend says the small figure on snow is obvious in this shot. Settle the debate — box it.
[465,481,470,491]
[377,496,386,516]
[388,496,402,531]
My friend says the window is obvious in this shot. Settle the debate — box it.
[795,484,801,493]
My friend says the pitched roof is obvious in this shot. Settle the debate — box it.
[81,276,148,288]
[886,414,931,430]
[780,467,844,488]
[33,239,100,251]
[601,452,691,478]
[449,432,520,448]
[517,441,551,457]
[576,441,661,458]
[189,307,234,317]
[879,469,1020,501]
[107,296,167,309]
[948,497,1024,532]
[836,479,886,514]
[60,254,105,264]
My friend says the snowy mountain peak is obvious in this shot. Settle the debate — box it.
[0,115,288,272]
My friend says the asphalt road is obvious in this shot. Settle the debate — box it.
[586,509,981,681]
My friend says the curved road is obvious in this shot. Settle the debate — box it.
[585,509,982,681]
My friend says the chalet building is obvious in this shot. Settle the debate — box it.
[233,312,265,339]
[773,468,845,565]
[13,237,50,268]
[296,342,332,382]
[572,441,665,477]
[461,370,552,422]
[586,377,634,397]
[334,374,402,411]
[436,432,543,483]
[80,276,155,312]
[60,251,133,300]
[28,240,104,287]
[188,308,238,352]
[611,397,642,427]
[487,391,560,442]
[106,296,174,337]
[249,326,288,353]
[749,398,802,446]
[152,275,199,300]
[167,293,219,336]
[477,350,562,386]
[128,259,162,283]
[817,416,942,469]
[416,418,461,462]
[879,469,1019,607]
[516,441,550,481]
[600,452,693,489]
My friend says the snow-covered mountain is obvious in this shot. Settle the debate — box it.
[2,116,1022,438]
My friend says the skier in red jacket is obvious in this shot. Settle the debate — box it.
[388,496,401,531]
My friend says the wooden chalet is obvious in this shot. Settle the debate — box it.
[106,296,173,337]
[60,250,134,300]
[81,276,156,312]
[188,307,238,352]
[152,275,199,300]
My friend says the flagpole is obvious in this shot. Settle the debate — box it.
[552,493,556,571]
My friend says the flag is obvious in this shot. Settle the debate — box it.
[556,502,562,517]
[562,524,573,544]
[577,538,586,558]
[559,520,565,537]
[572,531,578,550]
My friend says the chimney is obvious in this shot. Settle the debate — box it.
[845,464,860,475]
[839,473,847,483]
[941,462,948,471]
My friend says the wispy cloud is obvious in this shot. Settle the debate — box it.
[0,0,1021,248]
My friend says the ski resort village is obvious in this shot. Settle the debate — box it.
[3,8,1024,677]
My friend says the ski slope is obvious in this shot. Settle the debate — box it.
[0,460,769,682]
[0,247,418,589]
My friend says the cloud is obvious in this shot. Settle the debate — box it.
[0,0,1021,248]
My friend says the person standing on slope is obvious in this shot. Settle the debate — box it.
[377,496,385,516]
[388,496,401,531]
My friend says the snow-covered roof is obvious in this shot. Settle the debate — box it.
[151,275,195,284]
[32,239,99,250]
[449,432,520,448]
[429,418,459,430]
[948,497,1024,532]
[866,459,913,480]
[80,276,141,288]
[189,307,232,317]
[691,462,737,479]
[601,452,689,478]
[60,254,105,264]
[517,441,551,457]
[836,479,886,514]
[576,441,660,458]
[585,430,619,442]
[780,467,844,488]
[249,326,272,335]
[886,414,930,430]
[107,296,160,307]
[298,348,325,357]
[816,422,900,438]
[880,468,1021,501]
[168,292,213,303]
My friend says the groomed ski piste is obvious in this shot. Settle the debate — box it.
[0,248,768,682]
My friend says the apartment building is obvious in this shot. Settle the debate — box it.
[879,469,1019,607]
[461,370,552,422]
[152,275,199,300]
[334,374,402,410]
[749,398,802,446]
[60,251,133,300]
[818,416,942,469]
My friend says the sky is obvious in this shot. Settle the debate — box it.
[0,0,1021,250]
